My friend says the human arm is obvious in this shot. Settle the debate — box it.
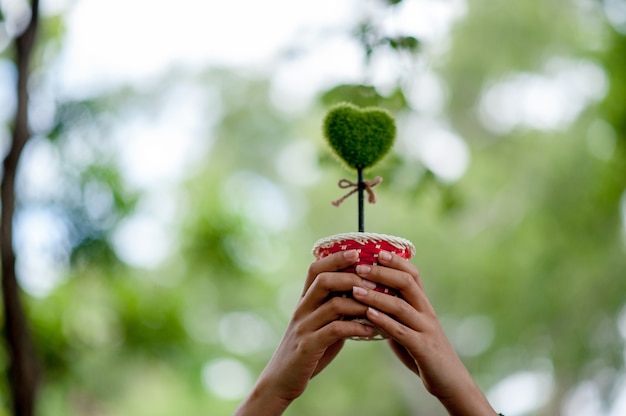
[234,250,376,416]
[352,251,499,416]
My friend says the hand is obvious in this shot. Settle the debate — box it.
[235,250,375,416]
[352,251,498,416]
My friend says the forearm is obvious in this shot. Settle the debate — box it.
[435,374,498,416]
[233,377,292,416]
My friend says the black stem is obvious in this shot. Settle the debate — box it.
[358,168,364,232]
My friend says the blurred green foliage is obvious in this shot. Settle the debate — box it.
[0,0,625,415]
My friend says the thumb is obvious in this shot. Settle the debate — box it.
[312,339,345,378]
[388,339,420,376]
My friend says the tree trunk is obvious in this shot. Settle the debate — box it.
[1,1,41,415]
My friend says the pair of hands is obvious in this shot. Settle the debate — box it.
[235,250,497,416]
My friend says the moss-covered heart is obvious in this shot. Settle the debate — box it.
[323,102,396,170]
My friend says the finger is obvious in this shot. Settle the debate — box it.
[292,321,374,372]
[355,262,430,312]
[315,319,376,346]
[297,295,369,332]
[388,339,419,375]
[297,271,365,315]
[377,251,423,289]
[302,250,359,296]
[352,286,426,333]
[365,306,420,345]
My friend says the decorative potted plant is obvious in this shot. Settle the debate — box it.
[312,102,415,340]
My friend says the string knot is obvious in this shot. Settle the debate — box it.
[332,176,383,207]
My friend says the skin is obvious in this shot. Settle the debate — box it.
[234,250,499,416]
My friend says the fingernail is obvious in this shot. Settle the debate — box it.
[367,307,380,318]
[353,286,367,297]
[361,279,377,289]
[343,250,358,260]
[379,251,392,261]
[356,264,371,274]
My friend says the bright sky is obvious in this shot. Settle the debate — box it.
[52,0,466,100]
[55,0,359,95]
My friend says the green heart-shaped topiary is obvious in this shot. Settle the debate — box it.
[323,102,396,170]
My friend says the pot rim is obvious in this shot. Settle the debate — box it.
[312,232,415,258]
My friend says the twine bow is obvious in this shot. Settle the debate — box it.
[332,176,383,207]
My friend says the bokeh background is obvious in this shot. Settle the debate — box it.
[1,0,626,415]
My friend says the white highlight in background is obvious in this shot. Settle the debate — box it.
[14,208,70,297]
[479,58,607,134]
[488,370,554,416]
[218,311,274,355]
[401,117,470,183]
[201,358,252,400]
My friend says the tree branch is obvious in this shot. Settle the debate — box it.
[1,1,41,415]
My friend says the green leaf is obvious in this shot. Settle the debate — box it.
[320,84,408,112]
[386,36,420,52]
